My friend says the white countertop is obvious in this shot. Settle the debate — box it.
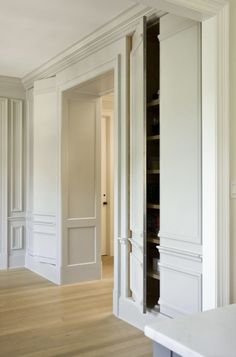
[145,304,236,357]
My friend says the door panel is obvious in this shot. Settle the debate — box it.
[130,17,147,312]
[62,95,101,284]
[159,14,202,317]
[32,78,58,267]
[68,99,96,219]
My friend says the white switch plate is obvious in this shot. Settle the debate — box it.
[231,181,236,198]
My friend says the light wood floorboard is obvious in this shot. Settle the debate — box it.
[0,257,152,357]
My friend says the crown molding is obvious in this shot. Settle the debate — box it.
[0,76,23,90]
[134,0,228,21]
[22,4,161,89]
[22,0,229,89]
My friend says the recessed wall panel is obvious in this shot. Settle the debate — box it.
[68,227,95,265]
[68,99,96,219]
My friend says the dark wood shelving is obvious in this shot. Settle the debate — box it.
[147,135,160,141]
[147,203,160,209]
[147,99,160,108]
[147,270,160,280]
[147,169,160,174]
[146,19,160,310]
[147,236,160,245]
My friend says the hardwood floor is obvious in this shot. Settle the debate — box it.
[0,257,152,357]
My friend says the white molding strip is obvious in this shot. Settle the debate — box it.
[9,99,23,213]
[0,98,8,269]
[135,0,227,20]
[0,76,24,92]
[216,3,230,307]
[25,253,59,284]
[22,5,162,89]
[159,246,202,262]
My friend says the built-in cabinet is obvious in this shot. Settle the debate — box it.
[129,13,202,320]
[146,20,160,310]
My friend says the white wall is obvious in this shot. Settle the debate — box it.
[229,0,236,303]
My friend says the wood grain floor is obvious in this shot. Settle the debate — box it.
[0,257,152,357]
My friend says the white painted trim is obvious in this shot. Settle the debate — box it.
[8,254,25,269]
[0,76,23,88]
[135,0,227,20]
[22,5,163,89]
[158,246,202,262]
[201,3,230,310]
[25,253,59,284]
[9,99,23,213]
[58,56,121,310]
[216,3,230,307]
[0,254,8,270]
[119,296,168,331]
[0,98,8,270]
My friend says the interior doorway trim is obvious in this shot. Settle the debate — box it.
[58,56,121,313]
[137,0,230,309]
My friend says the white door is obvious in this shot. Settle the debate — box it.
[31,77,58,269]
[101,115,107,256]
[62,94,101,284]
[159,14,202,317]
[130,17,147,312]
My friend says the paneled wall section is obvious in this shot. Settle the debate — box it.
[0,97,25,269]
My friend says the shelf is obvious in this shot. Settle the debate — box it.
[147,169,160,174]
[147,236,160,245]
[147,99,160,108]
[147,135,160,141]
[147,204,160,209]
[148,270,160,280]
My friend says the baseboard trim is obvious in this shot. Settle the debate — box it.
[0,254,8,270]
[60,265,101,285]
[25,254,60,284]
[9,254,25,268]
[118,296,168,331]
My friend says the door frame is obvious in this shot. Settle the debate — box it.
[58,58,120,302]
[136,0,230,309]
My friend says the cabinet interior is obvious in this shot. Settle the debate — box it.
[146,20,160,309]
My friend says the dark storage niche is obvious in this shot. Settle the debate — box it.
[146,20,160,310]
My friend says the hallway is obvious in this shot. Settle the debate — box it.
[0,259,152,357]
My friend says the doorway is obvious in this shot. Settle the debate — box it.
[101,94,114,280]
[61,70,114,285]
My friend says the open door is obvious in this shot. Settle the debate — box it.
[61,94,102,284]
[130,17,147,312]
[26,77,59,284]
[159,14,202,317]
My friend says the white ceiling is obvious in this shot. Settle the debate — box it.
[0,0,134,78]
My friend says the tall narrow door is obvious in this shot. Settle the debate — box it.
[159,14,202,317]
[62,94,101,284]
[130,16,147,312]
